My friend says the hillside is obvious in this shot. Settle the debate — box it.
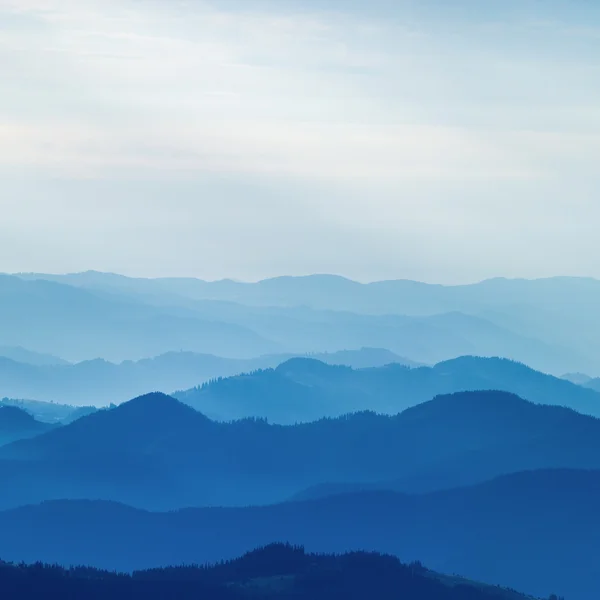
[176,355,600,423]
[0,405,55,446]
[0,275,277,362]
[2,390,600,509]
[0,470,592,599]
[585,378,600,393]
[0,348,415,406]
[0,346,68,366]
[4,274,581,373]
[0,542,540,600]
[0,398,97,424]
[19,271,600,373]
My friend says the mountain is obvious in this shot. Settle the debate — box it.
[0,470,593,599]
[3,390,600,509]
[0,346,68,367]
[18,271,600,373]
[19,271,600,316]
[584,378,600,393]
[0,398,97,424]
[278,347,421,369]
[0,542,539,600]
[176,355,600,423]
[0,275,278,362]
[7,273,584,374]
[562,372,593,385]
[0,349,416,406]
[0,405,55,446]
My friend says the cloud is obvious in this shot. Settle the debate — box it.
[1,0,599,281]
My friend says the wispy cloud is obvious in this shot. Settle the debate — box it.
[1,0,599,280]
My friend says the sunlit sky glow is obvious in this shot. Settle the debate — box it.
[1,0,599,282]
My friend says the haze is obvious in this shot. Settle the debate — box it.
[1,0,599,282]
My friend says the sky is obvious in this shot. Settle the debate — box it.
[1,0,599,283]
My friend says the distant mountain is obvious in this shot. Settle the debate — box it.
[18,271,600,373]
[0,470,595,599]
[0,275,278,362]
[278,348,421,369]
[584,378,600,393]
[0,405,55,446]
[176,355,600,423]
[0,398,97,424]
[19,271,600,316]
[3,390,600,510]
[0,346,68,367]
[0,348,416,406]
[8,272,586,374]
[562,372,593,385]
[0,541,537,600]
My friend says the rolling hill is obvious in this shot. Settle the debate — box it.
[0,346,68,366]
[0,275,278,362]
[0,542,539,600]
[2,390,600,509]
[0,348,415,406]
[176,355,600,423]
[3,273,583,373]
[0,405,55,446]
[0,470,593,599]
[18,271,600,374]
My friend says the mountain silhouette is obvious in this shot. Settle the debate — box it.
[3,390,600,509]
[176,355,600,423]
[0,275,277,362]
[0,398,97,425]
[0,346,68,366]
[584,378,600,393]
[19,271,600,373]
[0,348,416,406]
[0,541,539,600]
[0,469,593,599]
[0,405,55,446]
[5,273,580,373]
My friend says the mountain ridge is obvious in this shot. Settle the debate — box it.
[2,389,600,510]
[176,355,600,423]
[0,469,593,599]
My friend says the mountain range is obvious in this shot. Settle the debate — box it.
[14,271,600,374]
[175,355,600,423]
[0,542,540,600]
[0,348,415,406]
[0,273,591,373]
[0,405,55,446]
[2,390,600,510]
[0,469,592,600]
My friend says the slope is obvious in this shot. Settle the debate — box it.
[0,470,593,599]
[0,542,539,600]
[0,405,55,446]
[0,275,277,362]
[176,355,600,423]
[2,390,600,509]
[0,348,415,406]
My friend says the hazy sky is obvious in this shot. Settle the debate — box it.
[1,0,599,282]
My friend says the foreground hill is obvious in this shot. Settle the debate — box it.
[0,405,55,446]
[0,470,593,599]
[176,355,600,423]
[0,348,415,406]
[0,543,539,600]
[2,391,600,509]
